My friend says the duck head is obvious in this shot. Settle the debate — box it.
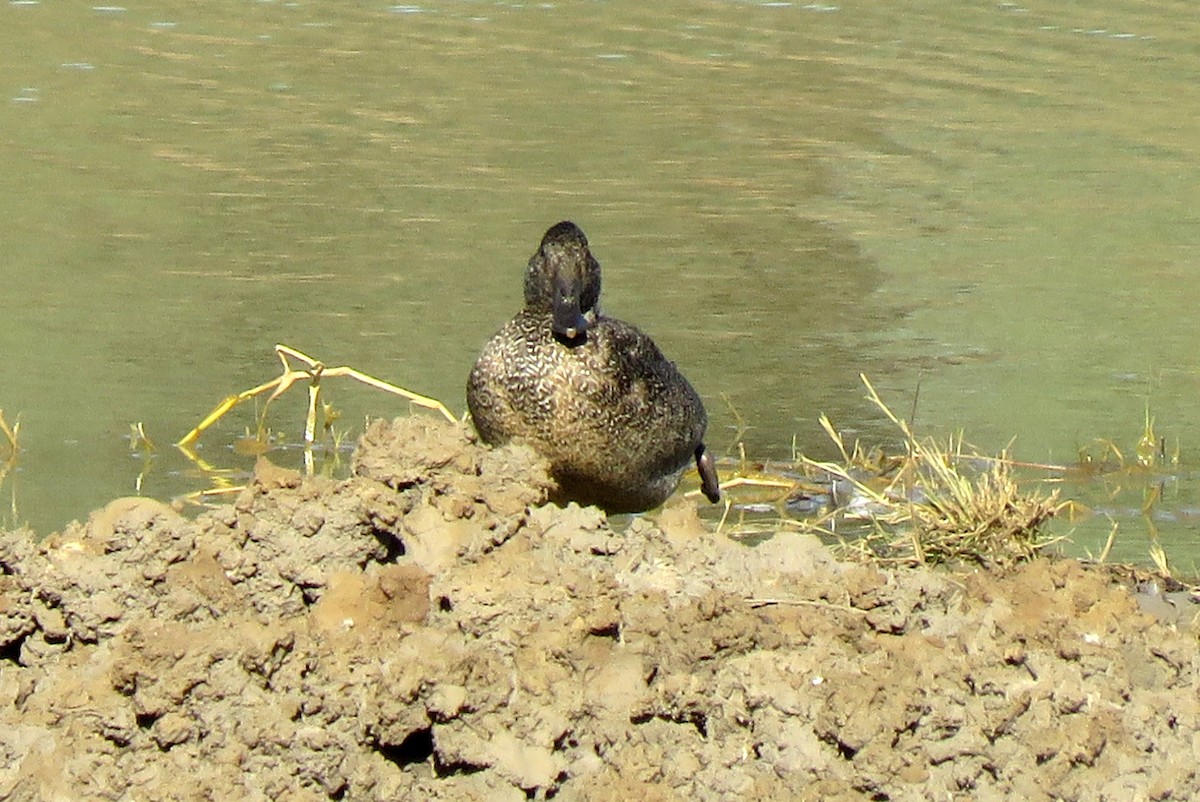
[524,221,601,342]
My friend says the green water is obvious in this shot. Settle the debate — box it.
[2,1,1199,568]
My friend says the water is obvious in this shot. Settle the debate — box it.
[2,1,1199,569]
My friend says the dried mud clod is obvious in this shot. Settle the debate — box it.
[1,416,1199,801]
[352,416,554,517]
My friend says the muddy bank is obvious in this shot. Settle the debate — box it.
[0,416,1198,801]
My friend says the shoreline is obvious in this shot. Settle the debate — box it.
[1,416,1197,800]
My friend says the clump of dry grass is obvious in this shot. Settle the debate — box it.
[801,376,1065,569]
[0,410,20,527]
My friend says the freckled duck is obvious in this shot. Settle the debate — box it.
[466,221,720,513]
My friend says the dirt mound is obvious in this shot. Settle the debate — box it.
[1,416,1198,800]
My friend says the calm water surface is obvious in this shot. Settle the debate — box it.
[2,1,1199,567]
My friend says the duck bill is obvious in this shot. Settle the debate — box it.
[552,275,589,340]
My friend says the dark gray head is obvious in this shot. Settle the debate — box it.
[524,221,602,341]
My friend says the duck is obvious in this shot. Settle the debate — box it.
[466,221,721,514]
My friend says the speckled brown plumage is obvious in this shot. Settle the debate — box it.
[467,221,720,513]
